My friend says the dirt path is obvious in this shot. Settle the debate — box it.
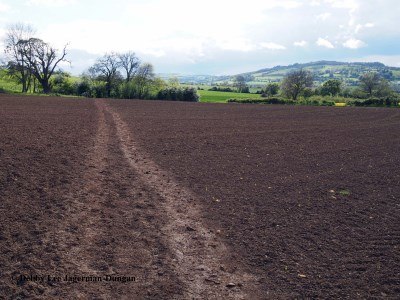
[37,99,181,299]
[101,100,260,299]
[37,99,259,299]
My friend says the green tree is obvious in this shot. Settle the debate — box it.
[262,83,279,97]
[359,72,381,97]
[375,79,393,97]
[321,79,342,96]
[168,77,180,87]
[281,69,313,100]
[233,75,247,93]
[51,71,75,95]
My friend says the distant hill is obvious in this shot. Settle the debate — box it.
[170,61,400,88]
[234,61,400,87]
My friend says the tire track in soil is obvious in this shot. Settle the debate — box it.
[50,99,181,299]
[48,98,115,298]
[102,100,261,300]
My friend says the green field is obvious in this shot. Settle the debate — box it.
[198,90,261,103]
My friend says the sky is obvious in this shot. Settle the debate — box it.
[0,0,399,75]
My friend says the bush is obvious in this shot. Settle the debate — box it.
[75,80,93,97]
[157,87,199,102]
[228,96,335,106]
[74,80,107,98]
[120,81,140,99]
[353,97,400,107]
[91,82,107,98]
[241,86,250,93]
[227,97,293,104]
[299,98,335,106]
[307,95,346,105]
[51,73,75,95]
[261,83,280,97]
[208,86,233,92]
[301,87,314,98]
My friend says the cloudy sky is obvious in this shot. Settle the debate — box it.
[0,0,399,75]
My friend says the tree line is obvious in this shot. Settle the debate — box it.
[1,23,198,102]
[2,23,398,104]
[260,69,397,101]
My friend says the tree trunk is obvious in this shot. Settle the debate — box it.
[41,80,51,94]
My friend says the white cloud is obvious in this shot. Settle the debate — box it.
[3,0,399,75]
[260,42,286,50]
[316,38,334,48]
[294,40,308,47]
[218,38,256,52]
[317,13,331,21]
[26,0,76,7]
[324,0,359,10]
[355,22,375,33]
[343,38,366,49]
[354,24,362,34]
[324,0,359,27]
[42,0,303,58]
[0,2,10,12]
[0,27,6,40]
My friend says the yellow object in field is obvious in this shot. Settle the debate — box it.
[335,103,347,107]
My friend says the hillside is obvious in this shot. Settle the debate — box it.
[171,61,400,88]
[240,61,400,87]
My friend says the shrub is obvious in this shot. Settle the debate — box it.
[75,80,93,97]
[208,86,233,92]
[228,96,335,106]
[92,82,107,98]
[241,86,250,93]
[51,73,75,95]
[261,83,280,97]
[157,87,199,102]
[228,97,293,105]
[119,81,140,99]
[353,97,400,107]
[307,95,345,105]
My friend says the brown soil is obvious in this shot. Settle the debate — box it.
[1,94,399,299]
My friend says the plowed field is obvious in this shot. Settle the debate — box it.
[1,94,399,299]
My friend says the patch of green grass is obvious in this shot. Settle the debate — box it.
[0,71,22,93]
[198,90,261,103]
[339,189,351,196]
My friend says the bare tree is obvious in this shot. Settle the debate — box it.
[281,69,313,100]
[3,23,36,92]
[89,52,122,97]
[118,51,139,82]
[20,38,68,94]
